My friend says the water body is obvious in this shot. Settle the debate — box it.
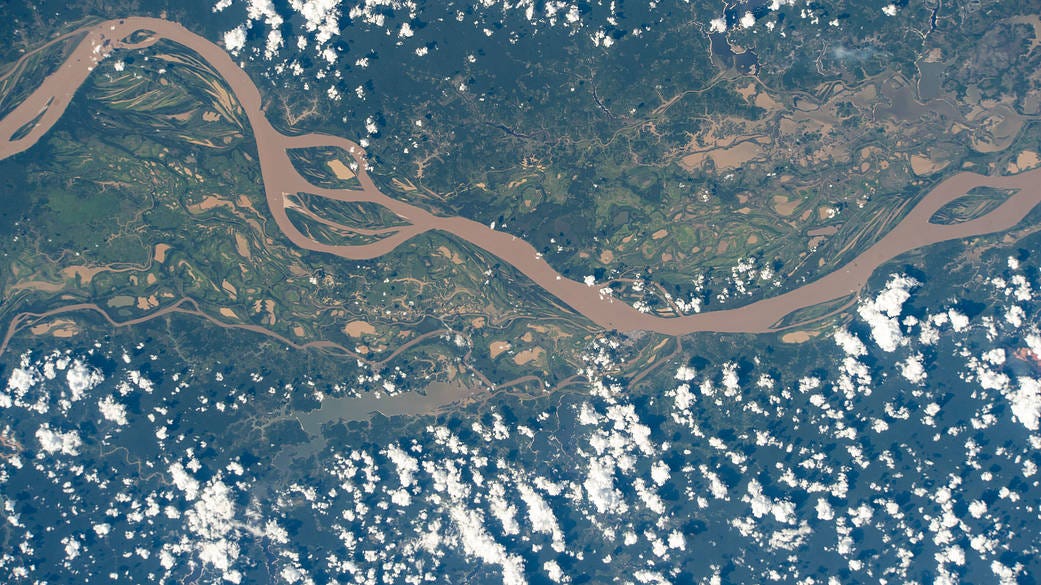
[265,381,486,468]
[917,61,945,102]
[4,17,1041,336]
[296,381,482,436]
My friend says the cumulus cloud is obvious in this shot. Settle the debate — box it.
[1008,377,1041,430]
[857,274,918,352]
[584,457,627,514]
[518,484,565,552]
[224,26,247,55]
[36,424,82,456]
[66,360,103,401]
[289,0,341,45]
[833,329,867,357]
[385,443,418,487]
[98,395,128,426]
[898,353,927,384]
[450,506,527,585]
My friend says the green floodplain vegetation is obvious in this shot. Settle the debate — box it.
[240,0,1041,324]
[0,40,624,391]
[2,1,1041,396]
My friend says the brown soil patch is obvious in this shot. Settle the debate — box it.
[344,320,376,338]
[62,265,105,285]
[681,141,764,172]
[233,232,251,260]
[136,295,159,310]
[221,280,238,298]
[188,195,234,213]
[808,226,839,237]
[736,82,757,100]
[599,249,614,264]
[651,229,669,240]
[781,330,820,344]
[219,307,238,319]
[154,243,171,263]
[391,178,417,191]
[202,110,221,122]
[755,91,782,111]
[235,194,256,211]
[817,207,837,221]
[30,318,80,338]
[773,195,799,217]
[327,158,356,180]
[437,245,464,265]
[471,317,486,329]
[1007,15,1041,53]
[252,299,277,325]
[489,341,511,359]
[513,346,545,366]
[1008,150,1041,174]
[910,154,949,176]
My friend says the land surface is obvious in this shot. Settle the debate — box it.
[4,16,1041,345]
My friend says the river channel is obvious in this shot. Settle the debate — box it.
[3,17,1041,336]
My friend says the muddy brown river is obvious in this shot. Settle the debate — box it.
[4,17,1041,336]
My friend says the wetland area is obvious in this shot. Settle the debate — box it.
[4,17,1041,339]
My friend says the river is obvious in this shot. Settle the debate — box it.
[3,17,1041,336]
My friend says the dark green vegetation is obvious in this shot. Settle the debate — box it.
[287,147,362,190]
[0,39,664,394]
[2,0,1041,386]
[246,1,1041,314]
[930,186,1017,225]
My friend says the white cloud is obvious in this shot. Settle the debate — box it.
[948,309,970,332]
[265,29,283,59]
[223,26,247,55]
[63,536,81,560]
[487,481,520,535]
[544,560,565,583]
[584,457,627,514]
[1008,377,1041,430]
[968,499,987,519]
[289,0,341,45]
[650,460,670,486]
[170,462,201,500]
[898,353,927,384]
[833,329,867,357]
[98,395,128,426]
[744,479,795,523]
[857,274,918,352]
[675,365,696,381]
[518,484,565,552]
[7,365,38,396]
[385,443,418,487]
[449,506,527,585]
[36,424,82,456]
